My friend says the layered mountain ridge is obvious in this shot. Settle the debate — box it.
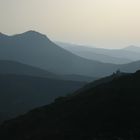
[1,70,140,139]
[1,31,140,78]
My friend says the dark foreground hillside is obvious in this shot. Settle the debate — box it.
[0,74,85,123]
[1,71,140,140]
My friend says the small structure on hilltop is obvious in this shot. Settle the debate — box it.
[112,69,122,77]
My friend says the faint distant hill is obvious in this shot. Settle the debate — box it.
[0,74,85,124]
[56,42,131,64]
[59,74,96,82]
[123,45,140,53]
[0,31,140,77]
[56,42,140,63]
[0,60,55,78]
[2,70,140,139]
[120,60,140,73]
[0,60,95,82]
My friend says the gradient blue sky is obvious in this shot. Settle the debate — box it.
[1,0,140,48]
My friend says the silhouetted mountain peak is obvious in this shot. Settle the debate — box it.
[13,30,50,41]
[0,32,9,38]
[22,30,45,36]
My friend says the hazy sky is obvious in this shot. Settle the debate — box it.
[1,0,140,48]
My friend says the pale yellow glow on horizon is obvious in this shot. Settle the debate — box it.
[1,0,140,48]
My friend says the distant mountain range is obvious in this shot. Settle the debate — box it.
[1,31,140,78]
[1,70,140,139]
[0,31,116,77]
[56,42,140,64]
